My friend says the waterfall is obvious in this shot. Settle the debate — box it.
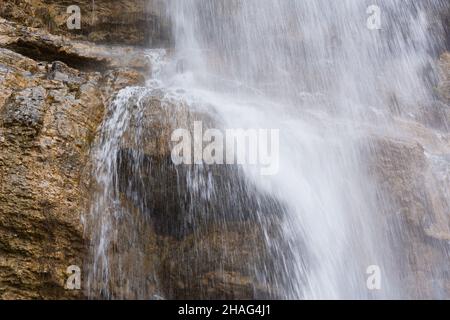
[86,0,449,299]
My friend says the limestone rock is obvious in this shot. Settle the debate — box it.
[437,52,450,104]
[0,18,146,299]
[82,88,285,299]
[0,18,152,72]
[2,87,47,135]
[1,3,449,300]
[0,0,170,46]
[366,125,450,239]
[364,124,450,298]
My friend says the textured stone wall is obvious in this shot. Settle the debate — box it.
[0,17,146,299]
[0,0,170,46]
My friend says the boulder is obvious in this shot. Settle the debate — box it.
[85,89,286,299]
[364,126,450,298]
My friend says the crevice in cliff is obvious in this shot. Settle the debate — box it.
[4,40,110,72]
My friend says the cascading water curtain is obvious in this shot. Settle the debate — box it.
[166,0,449,299]
[86,0,449,299]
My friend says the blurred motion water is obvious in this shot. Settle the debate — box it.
[86,0,450,299]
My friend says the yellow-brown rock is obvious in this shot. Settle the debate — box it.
[0,17,146,299]
[0,0,170,46]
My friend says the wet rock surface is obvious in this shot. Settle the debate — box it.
[85,90,287,299]
[0,18,152,72]
[438,52,450,104]
[364,119,450,298]
[0,18,146,299]
[0,2,449,300]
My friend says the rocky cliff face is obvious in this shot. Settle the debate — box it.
[84,93,287,299]
[438,52,450,104]
[0,17,146,299]
[0,1,449,300]
[0,0,170,46]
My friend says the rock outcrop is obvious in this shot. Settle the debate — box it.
[438,52,450,104]
[0,14,280,300]
[364,114,450,298]
[0,0,170,46]
[0,1,449,300]
[0,18,146,299]
[85,90,286,299]
[0,18,152,72]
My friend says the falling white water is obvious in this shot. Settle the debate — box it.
[164,0,448,299]
[86,0,449,299]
